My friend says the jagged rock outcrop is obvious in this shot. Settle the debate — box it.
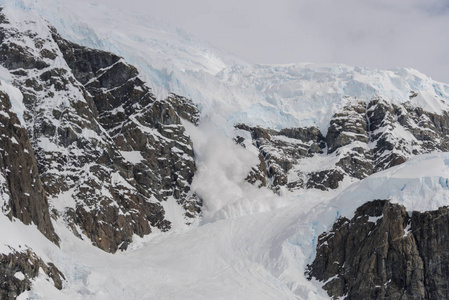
[0,248,65,300]
[167,93,200,125]
[235,124,324,192]
[329,98,449,176]
[326,101,373,180]
[307,200,449,300]
[0,7,200,253]
[245,154,269,188]
[306,169,344,190]
[238,98,449,192]
[0,89,59,244]
[0,88,63,300]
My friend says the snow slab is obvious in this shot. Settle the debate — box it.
[0,66,26,126]
[329,153,449,214]
[119,151,144,165]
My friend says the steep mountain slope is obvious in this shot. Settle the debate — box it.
[236,97,449,193]
[11,0,449,132]
[0,83,58,244]
[0,77,65,298]
[306,153,449,299]
[308,200,449,299]
[1,1,449,300]
[0,6,200,254]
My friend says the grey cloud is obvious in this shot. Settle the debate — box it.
[91,0,449,83]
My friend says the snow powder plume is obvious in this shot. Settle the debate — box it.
[184,119,286,222]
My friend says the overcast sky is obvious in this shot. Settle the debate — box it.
[92,0,449,83]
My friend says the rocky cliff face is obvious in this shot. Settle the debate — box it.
[0,248,65,300]
[0,7,200,253]
[3,4,449,300]
[307,200,449,300]
[0,89,58,245]
[237,98,449,193]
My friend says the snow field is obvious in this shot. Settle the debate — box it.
[1,1,449,299]
[11,130,449,300]
[9,0,448,135]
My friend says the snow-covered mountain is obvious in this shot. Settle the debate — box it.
[8,0,449,132]
[1,1,449,299]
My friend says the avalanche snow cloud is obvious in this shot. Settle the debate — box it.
[185,120,284,222]
[1,1,449,300]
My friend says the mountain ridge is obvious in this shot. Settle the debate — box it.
[1,2,449,300]
[12,0,449,133]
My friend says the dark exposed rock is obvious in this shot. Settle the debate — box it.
[0,7,7,24]
[279,127,324,146]
[236,124,327,192]
[306,169,344,191]
[409,91,418,99]
[167,93,200,125]
[235,124,274,141]
[0,90,59,245]
[234,135,246,147]
[0,248,65,300]
[366,99,408,171]
[411,206,449,299]
[0,10,200,253]
[53,33,200,251]
[238,97,449,192]
[233,131,269,188]
[335,150,373,180]
[326,101,369,153]
[245,154,268,188]
[307,200,449,299]
[53,30,198,201]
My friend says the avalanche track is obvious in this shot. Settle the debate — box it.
[1,1,449,300]
[9,152,449,299]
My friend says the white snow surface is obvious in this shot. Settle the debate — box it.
[0,66,25,126]
[4,0,449,133]
[119,151,144,165]
[3,152,449,300]
[331,153,449,214]
[1,1,449,299]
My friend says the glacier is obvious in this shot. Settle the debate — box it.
[1,0,449,299]
[4,0,449,133]
[6,150,449,300]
